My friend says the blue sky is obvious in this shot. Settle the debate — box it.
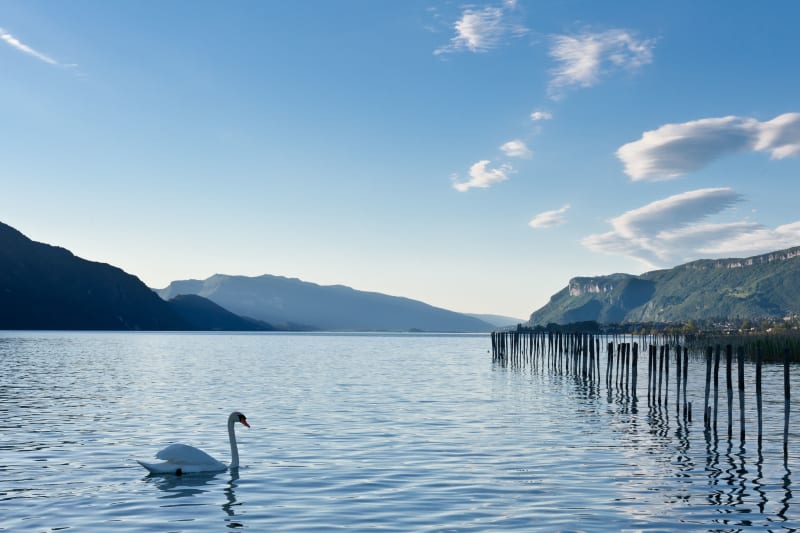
[2,1,799,319]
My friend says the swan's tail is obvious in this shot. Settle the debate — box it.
[137,460,183,475]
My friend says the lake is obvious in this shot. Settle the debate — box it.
[1,331,800,531]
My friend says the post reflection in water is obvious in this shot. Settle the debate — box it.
[494,336,800,530]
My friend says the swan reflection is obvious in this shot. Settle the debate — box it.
[144,467,243,525]
[145,470,224,499]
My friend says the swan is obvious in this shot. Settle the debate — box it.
[137,411,250,475]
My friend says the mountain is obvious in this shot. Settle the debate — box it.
[157,274,494,332]
[527,247,800,326]
[0,221,188,330]
[167,294,275,331]
[468,313,525,328]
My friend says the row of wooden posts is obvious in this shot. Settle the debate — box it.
[490,331,792,453]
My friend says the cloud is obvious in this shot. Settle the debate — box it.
[435,5,526,55]
[530,111,553,121]
[581,187,800,268]
[0,27,59,65]
[529,204,570,228]
[500,139,532,158]
[452,160,513,192]
[617,112,800,181]
[548,29,654,99]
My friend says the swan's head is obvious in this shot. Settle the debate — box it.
[231,411,250,428]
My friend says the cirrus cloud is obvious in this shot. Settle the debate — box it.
[0,27,58,65]
[452,160,514,192]
[617,112,800,181]
[581,187,800,269]
[529,204,570,229]
[548,29,654,99]
[435,4,527,55]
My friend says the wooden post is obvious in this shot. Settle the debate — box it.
[683,347,689,420]
[647,345,653,404]
[737,346,745,442]
[713,345,720,432]
[658,345,664,405]
[784,348,791,461]
[726,345,733,441]
[676,344,682,414]
[632,342,639,401]
[664,344,670,407]
[704,346,712,429]
[757,345,763,447]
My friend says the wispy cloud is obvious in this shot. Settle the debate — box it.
[617,112,800,181]
[500,139,532,158]
[452,160,513,192]
[548,29,654,99]
[530,111,553,121]
[435,4,527,55]
[529,204,570,228]
[581,187,800,269]
[0,27,59,65]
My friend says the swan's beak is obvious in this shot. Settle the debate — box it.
[241,418,250,428]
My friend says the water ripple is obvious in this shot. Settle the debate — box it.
[1,332,800,531]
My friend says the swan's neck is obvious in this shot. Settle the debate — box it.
[228,419,239,469]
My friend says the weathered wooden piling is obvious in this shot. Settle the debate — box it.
[625,343,631,392]
[713,345,721,432]
[664,345,670,407]
[632,342,639,401]
[682,347,689,420]
[738,346,745,442]
[490,330,794,452]
[726,345,733,440]
[658,345,665,405]
[704,347,712,429]
[757,346,763,447]
[784,348,791,460]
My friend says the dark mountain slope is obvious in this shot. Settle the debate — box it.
[0,222,188,330]
[167,294,276,331]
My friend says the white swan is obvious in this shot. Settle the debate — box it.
[137,411,250,475]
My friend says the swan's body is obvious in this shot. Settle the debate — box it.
[137,411,249,475]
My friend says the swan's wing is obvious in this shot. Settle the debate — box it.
[155,443,224,467]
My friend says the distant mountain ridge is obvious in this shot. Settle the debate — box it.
[528,246,800,326]
[168,294,276,331]
[0,220,493,332]
[157,274,494,332]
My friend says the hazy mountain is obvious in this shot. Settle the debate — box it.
[468,313,525,328]
[527,247,800,326]
[157,274,494,332]
[167,294,276,331]
[0,221,188,330]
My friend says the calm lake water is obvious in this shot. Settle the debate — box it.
[2,331,800,532]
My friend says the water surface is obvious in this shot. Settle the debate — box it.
[1,331,799,531]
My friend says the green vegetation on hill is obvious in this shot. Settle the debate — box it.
[528,247,800,327]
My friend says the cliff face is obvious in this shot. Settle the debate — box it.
[568,274,635,296]
[528,246,800,326]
